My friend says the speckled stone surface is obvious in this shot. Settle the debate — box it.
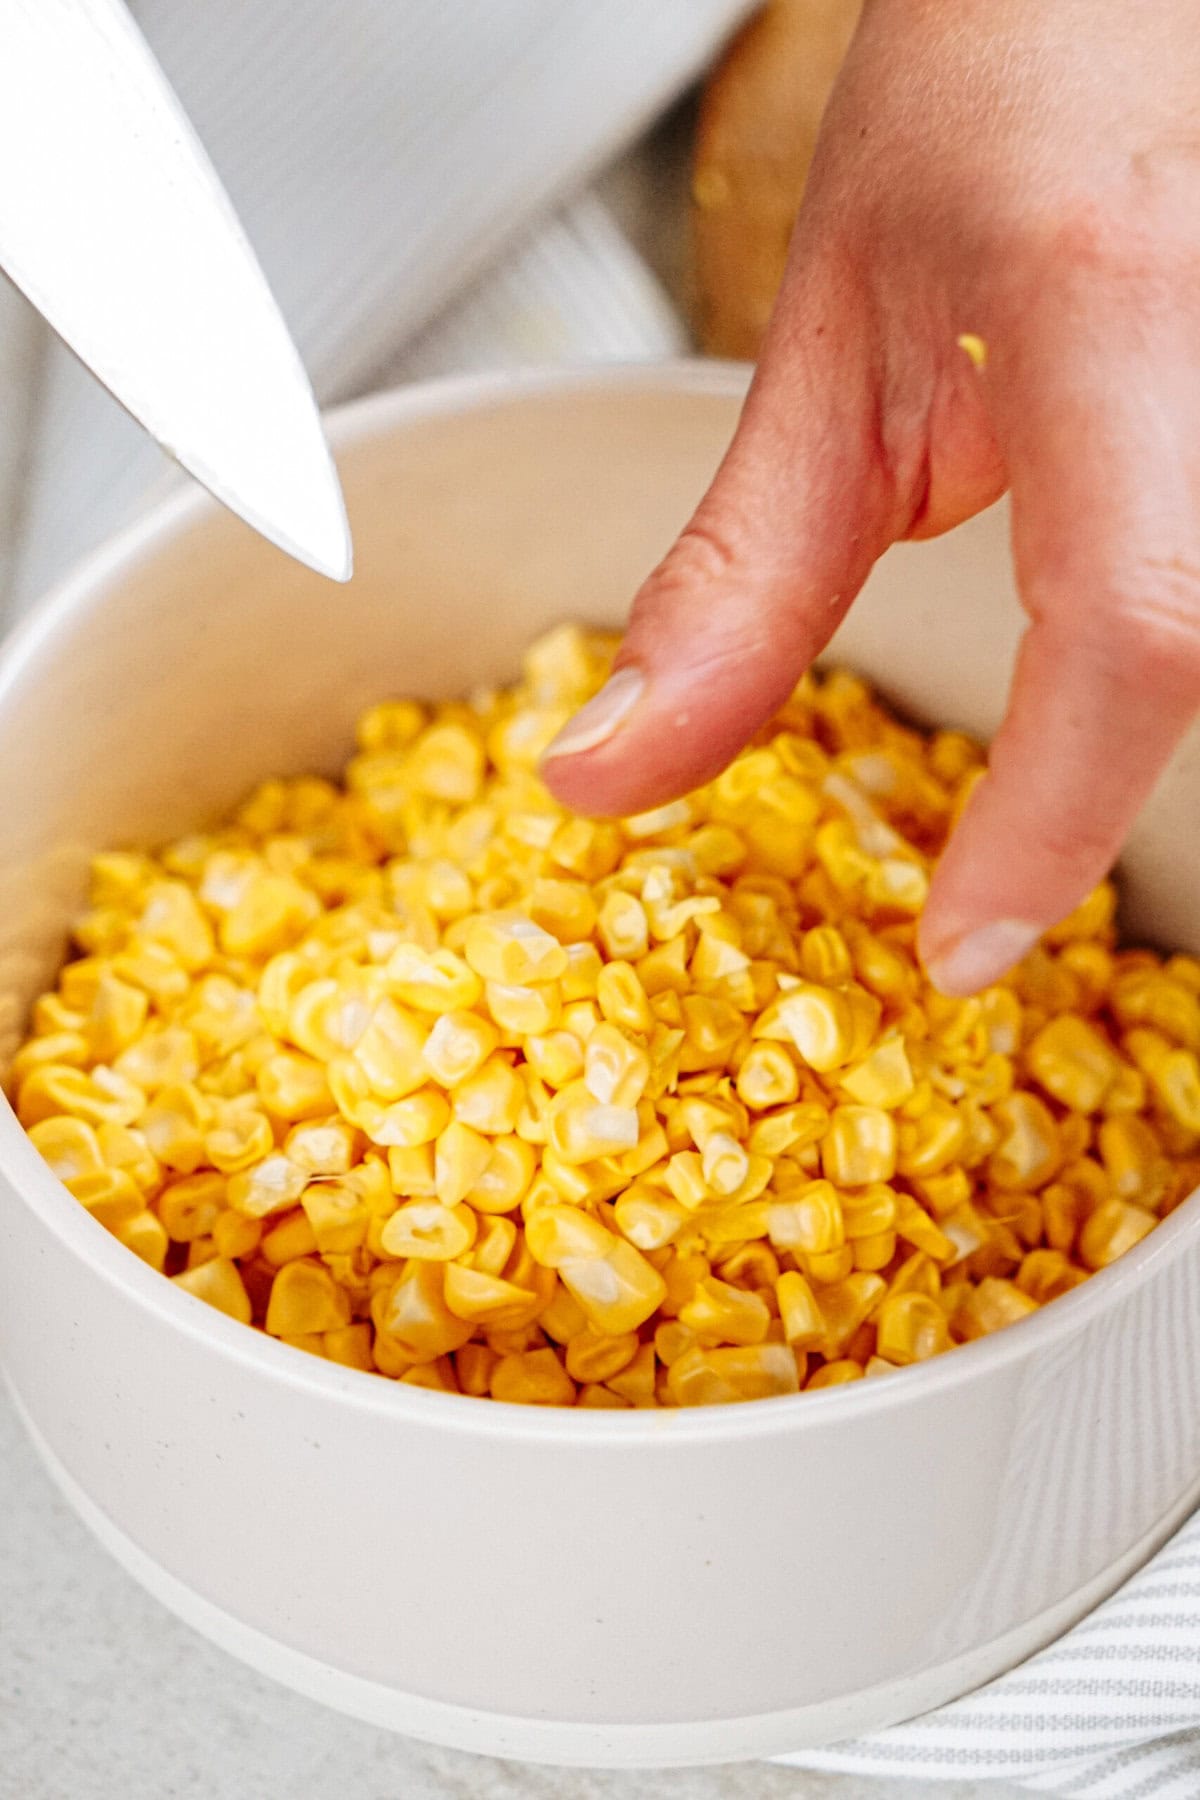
[0,1385,1026,1800]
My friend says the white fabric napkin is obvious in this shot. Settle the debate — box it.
[2,8,1199,1796]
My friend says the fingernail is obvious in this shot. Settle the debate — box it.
[925,919,1042,996]
[540,667,645,762]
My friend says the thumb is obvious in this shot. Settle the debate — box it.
[539,285,898,817]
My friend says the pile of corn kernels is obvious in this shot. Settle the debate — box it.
[11,626,1200,1407]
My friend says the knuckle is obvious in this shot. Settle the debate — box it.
[1035,185,1200,302]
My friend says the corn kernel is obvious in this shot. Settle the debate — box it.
[1027,1014,1120,1112]
[954,1277,1038,1340]
[421,1009,498,1088]
[680,1276,770,1346]
[1079,1199,1157,1270]
[874,1292,950,1364]
[821,1106,897,1185]
[260,1209,319,1267]
[668,1343,799,1406]
[490,1347,575,1406]
[173,1256,253,1323]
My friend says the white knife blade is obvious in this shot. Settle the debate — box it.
[0,0,351,582]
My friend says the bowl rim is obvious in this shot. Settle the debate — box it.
[1,357,1196,1446]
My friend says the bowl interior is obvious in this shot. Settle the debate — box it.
[0,362,1197,1076]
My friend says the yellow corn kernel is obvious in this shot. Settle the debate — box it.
[113,1208,169,1270]
[597,891,649,962]
[767,1181,845,1254]
[19,1062,146,1131]
[284,1118,357,1177]
[65,1167,143,1230]
[668,1343,799,1407]
[10,1029,91,1084]
[490,1348,576,1406]
[817,1273,886,1356]
[775,1271,825,1348]
[1027,1014,1120,1113]
[806,1359,863,1388]
[139,880,214,969]
[821,1106,897,1185]
[138,1082,211,1171]
[173,1255,253,1324]
[464,913,567,985]
[419,1009,498,1089]
[524,1030,585,1090]
[204,1104,274,1175]
[367,1087,451,1149]
[227,1151,308,1219]
[452,1057,525,1136]
[734,1042,799,1111]
[385,943,482,1014]
[350,998,431,1102]
[747,1103,828,1160]
[680,1276,771,1346]
[293,1178,367,1252]
[1078,1198,1157,1270]
[372,1259,474,1360]
[483,979,560,1035]
[896,1103,966,1179]
[604,1342,657,1404]
[467,1214,519,1279]
[86,971,150,1062]
[456,1342,499,1397]
[613,1187,689,1251]
[1150,1048,1200,1133]
[431,1120,491,1206]
[322,1323,374,1371]
[874,1292,950,1364]
[443,1264,542,1327]
[1015,1248,1082,1304]
[697,1132,748,1198]
[260,1208,320,1267]
[1097,1115,1163,1205]
[527,878,597,944]
[853,1229,897,1272]
[595,961,654,1034]
[560,1239,667,1335]
[158,1172,226,1242]
[28,1115,105,1184]
[466,1135,537,1214]
[561,1330,637,1384]
[583,1023,650,1109]
[954,1276,1039,1340]
[988,1093,1061,1190]
[212,1209,262,1259]
[839,1035,915,1109]
[842,1185,898,1239]
[559,942,603,1003]
[803,1245,857,1285]
[545,1081,640,1164]
[524,1205,613,1267]
[255,1051,332,1122]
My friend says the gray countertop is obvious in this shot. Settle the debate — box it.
[0,1387,1024,1800]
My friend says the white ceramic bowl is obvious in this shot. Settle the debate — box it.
[2,365,1200,1770]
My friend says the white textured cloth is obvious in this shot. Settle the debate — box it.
[783,1510,1200,1796]
[2,8,1200,1798]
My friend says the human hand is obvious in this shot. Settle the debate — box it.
[541,0,1200,994]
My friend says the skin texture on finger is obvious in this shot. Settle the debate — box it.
[922,283,1200,992]
[540,255,901,817]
